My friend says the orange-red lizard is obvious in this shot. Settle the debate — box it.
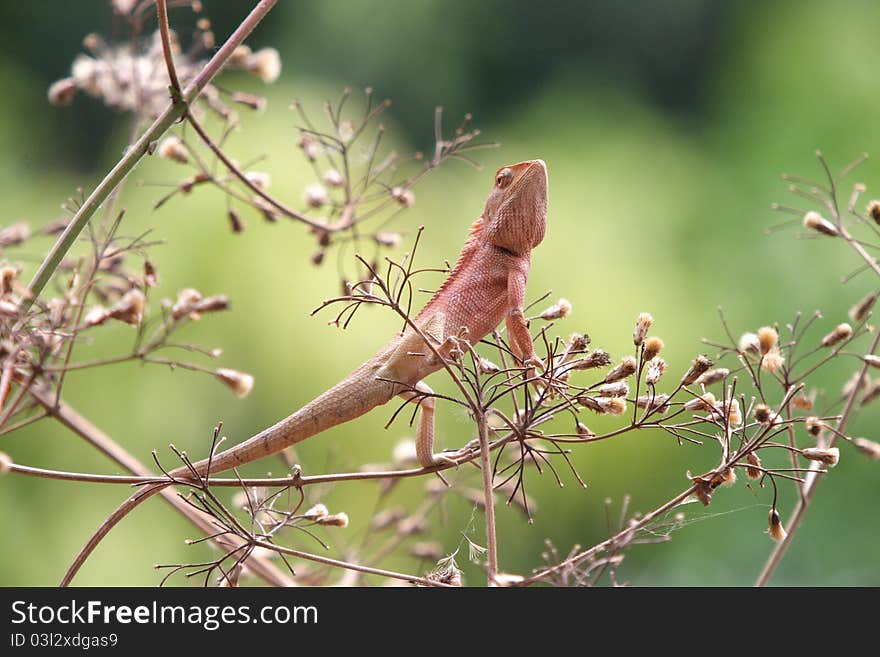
[61,158,549,584]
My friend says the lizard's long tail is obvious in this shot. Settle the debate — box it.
[61,368,397,586]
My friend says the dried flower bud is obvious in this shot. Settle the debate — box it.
[821,323,852,348]
[635,393,670,414]
[317,512,349,527]
[297,134,319,161]
[745,452,762,480]
[863,354,880,369]
[801,446,839,467]
[712,468,737,487]
[768,508,787,542]
[477,357,500,374]
[374,232,403,248]
[571,349,611,370]
[576,422,595,437]
[738,332,760,354]
[757,326,778,354]
[303,183,328,208]
[493,572,525,587]
[604,356,637,383]
[849,292,877,323]
[642,336,664,361]
[867,199,880,224]
[793,393,814,410]
[539,298,572,321]
[579,396,627,415]
[391,186,415,208]
[303,504,329,520]
[157,136,188,164]
[598,381,629,398]
[0,266,18,296]
[761,347,785,373]
[633,312,653,346]
[143,260,158,288]
[852,437,880,460]
[323,168,345,188]
[684,392,716,413]
[228,209,245,233]
[194,294,229,314]
[803,210,838,236]
[172,288,202,319]
[247,47,281,83]
[228,44,252,67]
[645,358,667,385]
[48,77,77,106]
[681,354,713,385]
[0,451,11,475]
[697,368,729,386]
[245,171,271,191]
[753,404,772,424]
[567,333,591,353]
[860,381,880,407]
[215,368,254,398]
[804,416,824,436]
[108,289,146,325]
[83,305,109,327]
[0,221,30,247]
[714,398,742,425]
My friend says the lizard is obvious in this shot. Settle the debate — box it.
[60,158,549,585]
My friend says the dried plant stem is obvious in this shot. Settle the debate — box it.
[23,0,278,310]
[755,327,880,586]
[477,411,499,584]
[30,387,293,587]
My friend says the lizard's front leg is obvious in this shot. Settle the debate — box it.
[399,381,475,468]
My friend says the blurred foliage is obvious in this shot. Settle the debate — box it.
[0,0,878,586]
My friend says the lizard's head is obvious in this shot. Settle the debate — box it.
[482,159,548,255]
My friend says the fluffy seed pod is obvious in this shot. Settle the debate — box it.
[108,289,146,325]
[215,368,254,398]
[753,404,772,424]
[83,305,109,327]
[477,357,500,374]
[605,356,637,383]
[317,512,349,527]
[714,398,742,425]
[863,354,880,369]
[745,452,762,480]
[157,136,188,164]
[0,266,18,296]
[303,183,328,208]
[681,354,713,386]
[684,392,716,412]
[571,349,611,370]
[247,47,281,83]
[645,358,667,385]
[697,368,729,386]
[761,348,785,374]
[712,468,737,487]
[821,323,852,348]
[391,186,415,208]
[303,504,329,520]
[410,542,443,561]
[804,416,824,436]
[598,381,629,398]
[738,332,760,354]
[172,288,202,319]
[849,292,877,323]
[579,396,627,415]
[539,298,572,321]
[635,393,670,414]
[801,446,839,467]
[144,260,158,288]
[852,437,880,461]
[768,508,787,542]
[48,77,77,106]
[633,312,653,346]
[576,422,595,437]
[802,210,838,236]
[323,168,345,188]
[297,134,319,161]
[642,336,664,361]
[757,326,778,354]
[245,171,271,191]
[0,221,30,247]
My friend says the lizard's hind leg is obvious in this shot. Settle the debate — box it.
[399,381,477,468]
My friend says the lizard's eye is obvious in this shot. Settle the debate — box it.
[495,168,513,189]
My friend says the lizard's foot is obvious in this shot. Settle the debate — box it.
[424,441,480,468]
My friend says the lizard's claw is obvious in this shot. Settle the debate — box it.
[434,439,481,466]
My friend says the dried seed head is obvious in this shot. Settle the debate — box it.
[567,333,591,353]
[215,368,254,398]
[576,422,595,437]
[633,312,653,346]
[477,357,500,374]
[684,391,716,412]
[714,398,742,425]
[793,392,814,410]
[410,542,443,561]
[317,512,349,527]
[247,47,281,83]
[635,393,670,414]
[768,508,787,542]
[713,468,737,487]
[0,221,30,247]
[579,395,627,415]
[860,381,880,407]
[645,358,667,385]
[323,168,345,188]
[303,183,328,208]
[0,266,18,296]
[867,199,880,224]
[108,289,146,325]
[48,77,77,106]
[753,404,772,424]
[642,336,664,361]
[172,288,202,319]
[821,323,853,348]
[245,171,271,191]
[194,294,229,314]
[539,298,572,321]
[228,45,252,67]
[863,354,880,369]
[0,451,11,476]
[337,120,355,144]
[303,504,329,520]
[849,292,877,323]
[391,186,415,208]
[738,332,760,355]
[697,368,729,386]
[687,474,714,506]
[801,446,839,467]
[804,416,824,436]
[373,232,402,248]
[598,381,629,398]
[681,354,713,385]
[746,452,762,480]
[572,349,611,370]
[605,356,637,383]
[757,326,778,354]
[852,437,880,461]
[157,136,188,164]
[297,134,320,161]
[83,305,109,327]
[761,347,785,374]
[803,210,838,236]
[228,209,245,233]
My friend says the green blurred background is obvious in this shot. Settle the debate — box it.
[0,0,878,586]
